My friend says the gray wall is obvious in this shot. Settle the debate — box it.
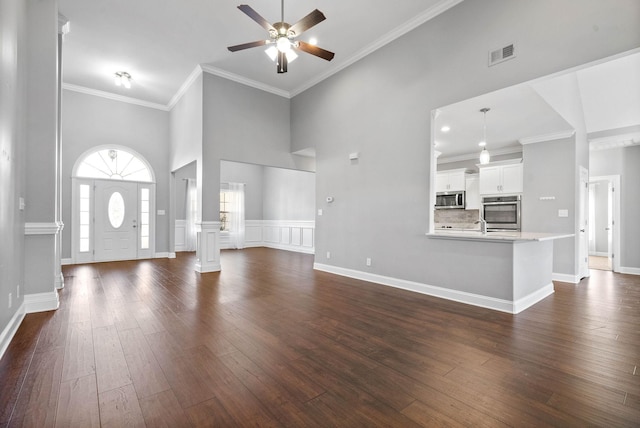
[590,146,640,269]
[61,90,171,256]
[220,160,316,222]
[291,0,639,284]
[522,138,576,273]
[262,167,316,221]
[220,161,264,221]
[0,0,28,336]
[200,73,310,223]
[174,161,196,220]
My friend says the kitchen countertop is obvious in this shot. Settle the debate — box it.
[427,230,575,242]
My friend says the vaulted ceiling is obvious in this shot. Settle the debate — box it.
[59,0,458,106]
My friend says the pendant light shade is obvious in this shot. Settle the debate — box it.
[479,108,491,164]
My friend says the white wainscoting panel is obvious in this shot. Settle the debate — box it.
[218,220,314,254]
[262,220,315,254]
[245,220,263,247]
[175,219,186,252]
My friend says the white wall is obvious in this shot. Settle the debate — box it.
[291,0,640,289]
[0,0,28,350]
[61,90,171,256]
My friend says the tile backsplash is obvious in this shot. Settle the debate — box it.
[434,209,480,226]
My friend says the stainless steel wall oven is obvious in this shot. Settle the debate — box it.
[481,195,521,231]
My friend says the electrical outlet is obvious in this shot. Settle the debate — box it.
[366,258,372,266]
[326,251,331,259]
[8,293,12,309]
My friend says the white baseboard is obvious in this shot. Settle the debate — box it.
[24,291,59,313]
[619,266,640,275]
[313,263,550,314]
[0,303,26,361]
[154,252,176,259]
[589,252,609,257]
[61,258,73,265]
[513,284,555,314]
[55,272,64,290]
[552,272,581,284]
[263,242,315,254]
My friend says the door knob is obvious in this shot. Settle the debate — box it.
[580,229,585,232]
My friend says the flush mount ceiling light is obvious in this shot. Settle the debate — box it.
[114,71,132,88]
[227,0,335,74]
[479,107,491,164]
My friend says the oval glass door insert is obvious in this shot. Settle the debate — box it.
[108,191,125,228]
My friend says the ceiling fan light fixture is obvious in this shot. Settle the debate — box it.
[276,37,292,53]
[114,71,132,89]
[265,45,278,61]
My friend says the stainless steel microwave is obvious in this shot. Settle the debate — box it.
[435,191,465,209]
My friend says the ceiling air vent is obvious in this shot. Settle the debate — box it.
[489,43,516,67]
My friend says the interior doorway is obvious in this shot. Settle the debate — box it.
[588,175,620,272]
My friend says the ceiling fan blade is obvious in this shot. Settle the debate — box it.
[296,41,335,61]
[227,40,269,52]
[277,51,288,73]
[288,9,326,36]
[237,5,275,32]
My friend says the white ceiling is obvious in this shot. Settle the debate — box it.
[59,0,458,106]
[435,52,640,162]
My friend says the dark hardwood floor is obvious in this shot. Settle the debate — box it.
[1,248,639,427]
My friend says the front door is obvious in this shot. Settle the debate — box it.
[94,180,139,261]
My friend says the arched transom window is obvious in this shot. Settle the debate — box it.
[76,148,153,182]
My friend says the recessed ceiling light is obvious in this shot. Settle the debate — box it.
[440,125,450,133]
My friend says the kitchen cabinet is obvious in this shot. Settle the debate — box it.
[479,161,523,195]
[436,169,469,192]
[465,174,480,210]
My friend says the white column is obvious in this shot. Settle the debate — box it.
[195,221,221,273]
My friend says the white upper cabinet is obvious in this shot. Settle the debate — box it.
[465,174,480,210]
[436,168,468,192]
[479,160,523,195]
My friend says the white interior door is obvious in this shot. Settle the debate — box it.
[94,180,138,261]
[578,166,589,279]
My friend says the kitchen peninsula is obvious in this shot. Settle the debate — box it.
[426,230,574,314]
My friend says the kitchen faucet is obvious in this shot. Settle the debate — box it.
[475,217,487,234]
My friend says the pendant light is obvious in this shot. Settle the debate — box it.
[479,107,491,164]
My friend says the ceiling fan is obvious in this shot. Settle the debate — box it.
[227,0,335,74]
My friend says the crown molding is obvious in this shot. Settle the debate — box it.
[62,83,170,111]
[437,145,522,164]
[167,65,203,110]
[200,64,291,99]
[290,0,464,97]
[519,130,575,145]
[589,132,640,151]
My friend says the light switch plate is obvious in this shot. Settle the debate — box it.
[317,209,323,216]
[558,209,569,218]
[157,209,165,215]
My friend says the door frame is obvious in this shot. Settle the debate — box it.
[71,177,156,263]
[589,175,621,272]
